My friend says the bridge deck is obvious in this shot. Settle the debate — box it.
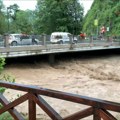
[0,41,120,58]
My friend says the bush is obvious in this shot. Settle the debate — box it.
[0,57,15,93]
[0,57,5,72]
[0,57,15,119]
[0,112,13,120]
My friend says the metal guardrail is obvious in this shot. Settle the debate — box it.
[0,81,119,120]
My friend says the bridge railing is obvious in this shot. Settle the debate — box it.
[0,34,120,47]
[0,34,120,60]
[22,34,120,43]
[0,81,120,120]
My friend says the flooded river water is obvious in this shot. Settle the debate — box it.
[3,49,120,119]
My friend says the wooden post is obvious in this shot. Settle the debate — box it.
[42,34,46,46]
[29,94,36,120]
[89,35,93,47]
[93,108,101,120]
[4,34,10,48]
[69,34,74,49]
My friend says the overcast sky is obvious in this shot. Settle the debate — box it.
[3,0,37,10]
[3,0,94,15]
[80,0,94,15]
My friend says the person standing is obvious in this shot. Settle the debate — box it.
[80,32,85,40]
[32,34,35,44]
[100,26,106,40]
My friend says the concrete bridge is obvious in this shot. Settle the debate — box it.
[0,35,120,64]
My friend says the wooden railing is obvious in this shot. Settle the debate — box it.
[0,81,120,120]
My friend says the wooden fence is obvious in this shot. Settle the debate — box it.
[0,81,120,120]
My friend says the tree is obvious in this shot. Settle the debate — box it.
[83,0,120,36]
[14,10,33,34]
[4,4,35,34]
[6,8,34,34]
[8,4,19,20]
[6,4,20,33]
[0,0,7,34]
[34,0,83,35]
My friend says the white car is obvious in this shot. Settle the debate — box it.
[50,32,77,44]
[8,34,39,46]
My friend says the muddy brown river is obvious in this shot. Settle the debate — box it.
[2,51,120,119]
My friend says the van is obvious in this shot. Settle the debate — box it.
[50,32,77,44]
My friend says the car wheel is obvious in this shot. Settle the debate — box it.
[11,41,17,46]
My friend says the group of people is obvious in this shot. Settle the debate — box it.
[79,25,106,40]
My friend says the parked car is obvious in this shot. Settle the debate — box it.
[50,32,77,44]
[8,34,39,46]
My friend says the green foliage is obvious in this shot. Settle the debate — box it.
[2,74,15,83]
[0,0,92,35]
[0,57,15,120]
[6,4,34,34]
[0,1,35,34]
[0,112,13,120]
[0,57,15,94]
[0,74,15,94]
[0,57,5,73]
[14,10,33,34]
[0,57,6,94]
[34,0,84,35]
[0,0,7,34]
[0,0,119,36]
[83,0,120,36]
[0,57,5,111]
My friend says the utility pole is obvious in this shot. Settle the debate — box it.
[7,7,9,33]
[94,10,99,38]
[74,0,77,35]
[7,7,11,33]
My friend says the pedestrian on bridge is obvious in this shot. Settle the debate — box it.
[80,32,86,40]
[32,35,35,44]
[100,26,106,40]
